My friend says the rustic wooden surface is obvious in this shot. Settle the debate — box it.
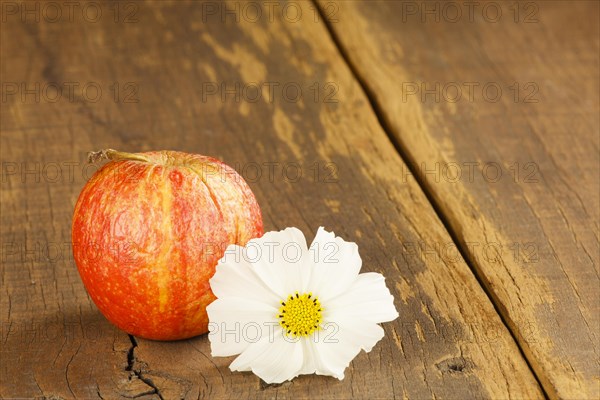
[317,0,600,399]
[0,0,594,399]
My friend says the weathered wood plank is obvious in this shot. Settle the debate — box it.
[317,0,600,398]
[2,1,543,398]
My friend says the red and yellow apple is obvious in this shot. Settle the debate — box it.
[72,149,263,340]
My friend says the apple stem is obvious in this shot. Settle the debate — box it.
[87,149,150,164]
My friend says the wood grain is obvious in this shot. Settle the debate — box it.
[317,0,600,398]
[1,1,545,398]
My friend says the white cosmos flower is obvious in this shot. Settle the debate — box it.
[207,227,399,384]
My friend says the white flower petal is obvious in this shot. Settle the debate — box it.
[246,227,310,297]
[324,272,399,323]
[332,317,386,352]
[298,334,345,378]
[230,329,304,384]
[207,298,278,357]
[310,319,385,379]
[298,337,319,375]
[308,227,362,302]
[210,244,281,305]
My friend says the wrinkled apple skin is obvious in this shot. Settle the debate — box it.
[72,151,263,340]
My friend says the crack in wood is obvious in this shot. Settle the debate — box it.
[126,335,164,400]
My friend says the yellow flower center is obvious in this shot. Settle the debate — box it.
[278,292,323,337]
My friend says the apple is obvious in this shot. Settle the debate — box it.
[72,149,263,340]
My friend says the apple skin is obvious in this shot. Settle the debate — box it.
[72,150,263,340]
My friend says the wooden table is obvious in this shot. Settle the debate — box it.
[1,1,598,398]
